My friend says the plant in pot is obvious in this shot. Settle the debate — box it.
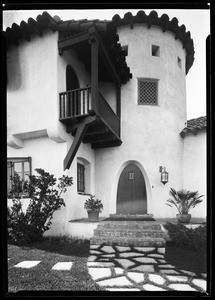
[166,188,204,223]
[84,195,104,222]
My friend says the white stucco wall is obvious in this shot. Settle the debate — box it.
[95,23,187,218]
[7,30,96,235]
[182,130,207,218]
[7,30,65,143]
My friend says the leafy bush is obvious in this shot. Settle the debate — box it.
[164,221,207,252]
[7,168,73,244]
[84,195,103,212]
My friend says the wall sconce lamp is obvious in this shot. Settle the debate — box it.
[159,166,169,185]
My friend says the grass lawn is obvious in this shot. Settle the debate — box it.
[7,236,207,293]
[7,237,105,292]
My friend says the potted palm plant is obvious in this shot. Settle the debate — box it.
[84,195,104,222]
[166,188,204,223]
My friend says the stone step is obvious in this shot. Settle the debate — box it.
[94,228,164,239]
[90,236,166,247]
[98,221,162,231]
[109,214,154,220]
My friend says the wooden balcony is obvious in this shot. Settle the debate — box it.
[59,86,121,169]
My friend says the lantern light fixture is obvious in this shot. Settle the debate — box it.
[159,166,169,185]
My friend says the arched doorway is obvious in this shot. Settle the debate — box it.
[66,65,79,91]
[66,65,80,115]
[116,164,147,214]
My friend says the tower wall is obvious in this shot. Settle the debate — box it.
[95,23,188,218]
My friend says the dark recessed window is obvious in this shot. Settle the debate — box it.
[152,45,160,57]
[122,45,128,56]
[178,57,182,68]
[138,79,158,105]
[77,163,85,193]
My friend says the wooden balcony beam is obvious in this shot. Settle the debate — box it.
[91,139,122,149]
[63,116,97,170]
[93,30,121,86]
[85,123,108,135]
[58,32,89,54]
[83,132,116,144]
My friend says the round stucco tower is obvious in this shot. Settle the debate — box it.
[95,11,195,218]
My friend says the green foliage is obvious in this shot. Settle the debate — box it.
[7,168,73,244]
[166,187,204,214]
[84,195,103,212]
[164,221,207,252]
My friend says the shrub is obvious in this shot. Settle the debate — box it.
[166,188,204,214]
[164,221,207,252]
[7,168,73,244]
[84,195,103,212]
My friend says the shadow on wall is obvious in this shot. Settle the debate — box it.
[7,47,22,90]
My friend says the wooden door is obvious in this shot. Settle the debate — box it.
[116,164,147,214]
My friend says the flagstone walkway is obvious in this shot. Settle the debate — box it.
[9,244,207,292]
[87,244,207,292]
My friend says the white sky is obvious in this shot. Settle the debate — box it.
[2,8,210,119]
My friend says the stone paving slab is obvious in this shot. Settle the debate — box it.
[192,279,207,290]
[87,262,115,267]
[114,267,124,276]
[159,269,179,275]
[115,246,131,252]
[13,261,41,269]
[114,259,136,269]
[131,265,155,273]
[133,257,157,264]
[143,283,167,291]
[88,267,112,280]
[148,274,165,285]
[168,283,197,291]
[134,247,155,252]
[97,276,133,287]
[119,252,146,258]
[127,272,145,283]
[165,275,188,282]
[51,262,73,271]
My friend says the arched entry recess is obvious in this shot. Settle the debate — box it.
[110,161,152,215]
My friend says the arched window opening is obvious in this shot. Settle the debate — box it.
[66,65,81,115]
[77,157,91,195]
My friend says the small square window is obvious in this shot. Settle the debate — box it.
[122,45,128,56]
[152,45,160,57]
[178,57,182,68]
[138,79,158,105]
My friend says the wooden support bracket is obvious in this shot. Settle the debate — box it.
[63,116,97,170]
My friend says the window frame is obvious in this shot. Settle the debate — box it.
[137,78,158,106]
[77,162,85,193]
[7,156,32,197]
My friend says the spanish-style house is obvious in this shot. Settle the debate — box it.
[5,10,207,240]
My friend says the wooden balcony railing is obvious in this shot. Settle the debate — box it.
[59,87,91,119]
[59,87,120,138]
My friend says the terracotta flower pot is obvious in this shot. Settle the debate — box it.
[87,210,100,222]
[176,214,191,223]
